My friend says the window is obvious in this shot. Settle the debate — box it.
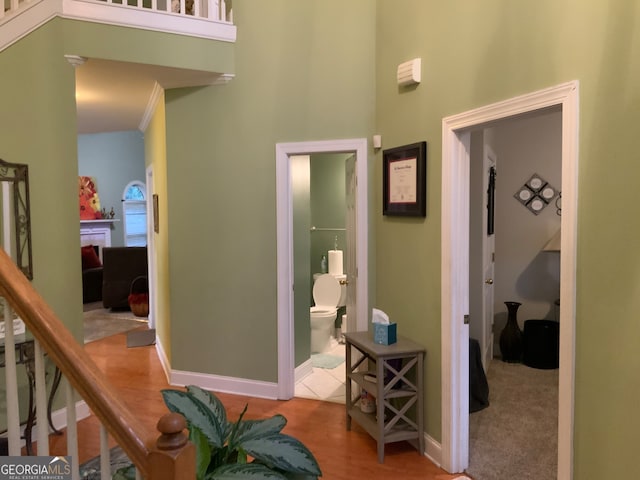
[122,181,147,247]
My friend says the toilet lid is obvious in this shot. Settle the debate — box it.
[312,274,341,307]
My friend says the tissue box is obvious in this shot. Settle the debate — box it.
[373,323,397,345]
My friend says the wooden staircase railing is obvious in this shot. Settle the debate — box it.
[0,248,194,479]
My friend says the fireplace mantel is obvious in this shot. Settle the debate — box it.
[80,219,120,260]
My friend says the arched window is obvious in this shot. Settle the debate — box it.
[122,181,147,246]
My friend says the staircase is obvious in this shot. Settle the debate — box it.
[0,248,194,479]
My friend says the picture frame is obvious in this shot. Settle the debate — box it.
[383,141,427,217]
[152,194,159,233]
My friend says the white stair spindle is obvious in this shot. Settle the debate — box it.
[100,425,110,480]
[2,175,20,454]
[35,340,49,455]
[3,304,21,455]
[66,382,80,480]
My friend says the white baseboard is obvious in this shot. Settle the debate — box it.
[18,400,91,444]
[424,432,442,468]
[170,369,279,400]
[155,335,172,383]
[50,400,91,431]
[295,359,313,384]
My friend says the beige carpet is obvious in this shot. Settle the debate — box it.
[467,360,558,479]
[83,302,148,344]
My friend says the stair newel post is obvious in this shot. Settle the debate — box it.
[148,413,195,480]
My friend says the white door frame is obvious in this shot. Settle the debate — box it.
[441,81,579,477]
[276,138,369,400]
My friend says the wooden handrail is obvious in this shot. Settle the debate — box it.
[0,249,193,478]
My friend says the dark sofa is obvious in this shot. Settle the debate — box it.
[101,246,148,309]
[82,245,103,304]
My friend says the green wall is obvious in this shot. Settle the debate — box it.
[0,19,81,338]
[310,153,348,279]
[78,131,147,247]
[292,156,311,367]
[164,0,376,381]
[375,0,640,476]
[2,1,637,475]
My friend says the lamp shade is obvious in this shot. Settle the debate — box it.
[542,229,561,252]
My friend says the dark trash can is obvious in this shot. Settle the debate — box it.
[523,319,559,369]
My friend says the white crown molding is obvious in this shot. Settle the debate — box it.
[139,81,164,133]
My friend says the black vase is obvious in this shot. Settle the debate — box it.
[500,301,523,363]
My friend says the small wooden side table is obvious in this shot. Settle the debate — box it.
[344,331,425,463]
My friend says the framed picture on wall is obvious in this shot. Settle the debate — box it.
[153,194,159,233]
[383,141,427,217]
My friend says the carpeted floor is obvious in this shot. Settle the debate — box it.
[83,302,148,344]
[467,360,558,479]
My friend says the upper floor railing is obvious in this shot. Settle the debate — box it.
[1,0,235,52]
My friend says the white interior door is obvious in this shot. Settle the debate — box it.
[344,154,357,333]
[481,145,497,370]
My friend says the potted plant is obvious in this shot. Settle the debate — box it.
[160,385,322,479]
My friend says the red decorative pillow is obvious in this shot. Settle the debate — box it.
[81,245,102,269]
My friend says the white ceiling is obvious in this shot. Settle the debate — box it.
[74,58,225,134]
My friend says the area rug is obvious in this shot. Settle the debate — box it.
[83,302,148,344]
[311,353,344,369]
[80,446,134,480]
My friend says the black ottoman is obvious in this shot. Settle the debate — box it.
[523,319,559,369]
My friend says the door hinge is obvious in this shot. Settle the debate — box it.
[464,315,470,325]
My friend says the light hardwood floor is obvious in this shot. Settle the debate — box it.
[48,327,461,480]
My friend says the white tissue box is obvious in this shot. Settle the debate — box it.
[374,322,397,345]
[0,317,26,339]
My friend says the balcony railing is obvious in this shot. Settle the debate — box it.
[1,0,235,52]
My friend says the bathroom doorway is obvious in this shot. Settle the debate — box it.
[292,152,352,403]
[275,138,369,400]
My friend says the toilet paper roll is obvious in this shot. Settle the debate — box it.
[328,250,343,275]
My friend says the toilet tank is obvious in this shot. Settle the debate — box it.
[334,274,347,307]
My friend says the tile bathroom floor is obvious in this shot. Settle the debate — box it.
[295,340,346,404]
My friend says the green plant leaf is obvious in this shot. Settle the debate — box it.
[191,426,213,480]
[242,434,321,476]
[235,415,287,444]
[187,385,230,435]
[206,463,288,479]
[112,464,136,480]
[161,388,226,448]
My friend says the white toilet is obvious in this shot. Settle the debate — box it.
[310,273,347,353]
